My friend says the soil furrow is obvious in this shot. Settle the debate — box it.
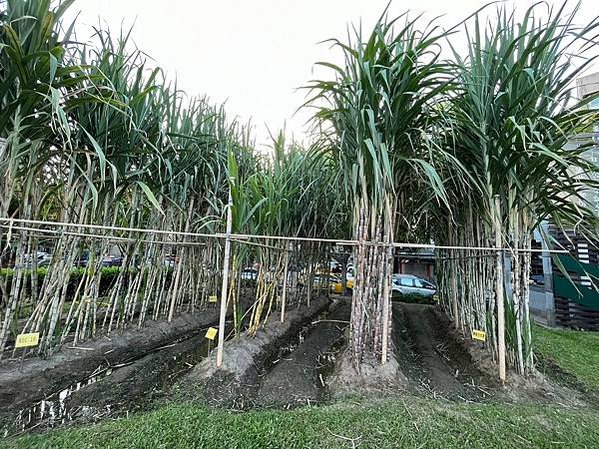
[393,302,495,400]
[255,300,351,408]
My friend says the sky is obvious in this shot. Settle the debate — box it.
[65,0,598,148]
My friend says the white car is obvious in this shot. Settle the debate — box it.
[392,274,436,297]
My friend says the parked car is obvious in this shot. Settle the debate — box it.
[23,251,52,269]
[101,255,123,267]
[333,275,355,294]
[313,274,354,294]
[392,274,436,297]
[346,269,355,284]
[163,254,179,268]
[330,260,342,273]
[313,274,337,290]
[241,267,258,281]
[73,252,123,268]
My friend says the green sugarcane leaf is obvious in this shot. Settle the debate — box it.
[137,181,164,215]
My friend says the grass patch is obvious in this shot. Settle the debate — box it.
[5,397,599,449]
[534,324,599,391]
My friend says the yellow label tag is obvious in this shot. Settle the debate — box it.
[472,330,487,342]
[15,332,40,348]
[208,295,218,303]
[205,327,218,340]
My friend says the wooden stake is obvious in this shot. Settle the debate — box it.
[494,195,506,383]
[216,190,233,368]
[381,242,392,364]
[280,243,290,323]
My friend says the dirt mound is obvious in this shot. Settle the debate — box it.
[65,332,211,415]
[0,306,224,418]
[329,348,407,398]
[5,295,594,438]
[175,296,330,409]
[1,323,225,436]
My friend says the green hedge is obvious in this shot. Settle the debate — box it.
[0,266,125,299]
[391,291,437,305]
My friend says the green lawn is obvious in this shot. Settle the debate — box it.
[534,324,599,391]
[6,397,599,449]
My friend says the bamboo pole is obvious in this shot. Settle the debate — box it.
[380,196,393,364]
[216,190,233,368]
[0,225,207,247]
[380,243,392,364]
[280,243,290,323]
[494,195,506,383]
[0,218,568,254]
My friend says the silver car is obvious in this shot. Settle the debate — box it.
[392,274,436,297]
[23,251,52,269]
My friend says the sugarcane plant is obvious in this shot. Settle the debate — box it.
[306,11,453,366]
[226,131,347,335]
[0,0,249,357]
[3,0,599,381]
[434,1,599,375]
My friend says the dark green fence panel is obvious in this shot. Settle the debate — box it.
[553,254,599,329]
[553,275,599,311]
[556,254,599,280]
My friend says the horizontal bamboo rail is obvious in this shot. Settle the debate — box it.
[0,217,570,254]
[0,225,207,247]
